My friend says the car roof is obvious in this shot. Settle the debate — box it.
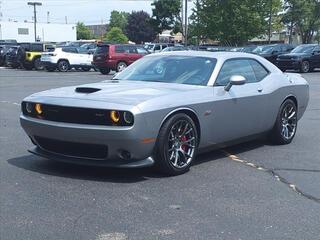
[151,50,260,60]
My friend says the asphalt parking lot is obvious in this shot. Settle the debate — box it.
[1,68,320,240]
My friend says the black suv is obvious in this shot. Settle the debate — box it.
[276,44,320,73]
[253,44,294,64]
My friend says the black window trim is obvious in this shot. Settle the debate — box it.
[214,57,271,86]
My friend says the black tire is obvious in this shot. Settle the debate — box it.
[23,63,33,70]
[81,66,91,72]
[300,61,310,73]
[99,68,110,75]
[45,66,56,72]
[116,61,127,72]
[57,60,70,72]
[34,58,44,71]
[269,99,297,145]
[154,113,198,176]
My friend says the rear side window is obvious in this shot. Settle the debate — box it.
[62,47,78,53]
[95,45,109,55]
[115,45,125,53]
[30,44,43,52]
[249,60,269,81]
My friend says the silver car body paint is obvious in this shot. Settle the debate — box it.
[20,51,309,167]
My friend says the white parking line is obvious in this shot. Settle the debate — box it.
[0,100,21,106]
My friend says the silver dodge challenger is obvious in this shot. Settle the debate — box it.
[20,51,309,175]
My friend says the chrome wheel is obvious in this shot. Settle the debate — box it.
[167,120,196,169]
[58,61,69,72]
[301,61,310,73]
[117,62,127,72]
[281,103,297,140]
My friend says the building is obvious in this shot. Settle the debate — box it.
[86,24,108,38]
[0,21,76,42]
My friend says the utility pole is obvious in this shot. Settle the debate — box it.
[28,2,42,42]
[184,0,188,46]
[268,0,272,44]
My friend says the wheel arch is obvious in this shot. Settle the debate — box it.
[57,58,70,64]
[283,94,298,109]
[160,108,201,144]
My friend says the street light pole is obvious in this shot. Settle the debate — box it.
[184,0,188,46]
[28,2,42,42]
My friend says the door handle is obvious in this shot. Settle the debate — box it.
[257,88,263,92]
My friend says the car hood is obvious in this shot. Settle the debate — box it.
[25,80,204,107]
[278,53,310,59]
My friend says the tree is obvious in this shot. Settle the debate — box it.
[151,0,182,33]
[109,10,129,32]
[282,0,320,44]
[103,27,128,43]
[125,11,157,44]
[190,0,282,45]
[76,22,92,40]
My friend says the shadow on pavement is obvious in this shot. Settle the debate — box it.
[7,139,266,183]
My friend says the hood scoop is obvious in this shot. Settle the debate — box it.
[75,87,101,94]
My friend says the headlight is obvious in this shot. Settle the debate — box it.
[110,110,120,123]
[123,112,134,124]
[110,110,134,126]
[35,103,43,114]
[26,102,33,113]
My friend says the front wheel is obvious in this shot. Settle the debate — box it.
[154,113,198,175]
[58,60,70,72]
[269,99,297,145]
[300,61,310,73]
[34,58,44,71]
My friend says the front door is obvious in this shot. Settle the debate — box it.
[209,58,269,143]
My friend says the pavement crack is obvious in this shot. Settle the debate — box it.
[0,100,21,106]
[272,168,320,173]
[222,150,320,204]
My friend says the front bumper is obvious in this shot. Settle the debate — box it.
[20,115,156,168]
[276,60,301,70]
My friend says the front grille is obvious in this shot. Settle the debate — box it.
[22,102,124,126]
[35,136,108,159]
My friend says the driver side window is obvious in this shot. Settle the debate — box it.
[215,59,256,86]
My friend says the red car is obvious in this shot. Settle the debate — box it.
[92,44,149,74]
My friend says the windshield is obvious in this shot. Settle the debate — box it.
[253,45,274,54]
[145,44,154,50]
[114,55,217,86]
[291,45,315,53]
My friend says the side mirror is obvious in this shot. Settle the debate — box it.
[224,75,246,91]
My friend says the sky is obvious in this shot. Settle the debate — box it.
[1,0,194,25]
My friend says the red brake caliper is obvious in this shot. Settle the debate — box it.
[180,135,187,152]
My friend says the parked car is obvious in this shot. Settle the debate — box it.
[144,43,173,53]
[161,46,190,52]
[78,42,97,54]
[41,46,93,72]
[0,45,14,66]
[20,52,309,175]
[231,45,257,53]
[253,44,294,64]
[276,44,320,73]
[4,46,24,68]
[19,42,54,70]
[93,44,149,74]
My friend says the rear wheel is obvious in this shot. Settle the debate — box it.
[154,113,198,175]
[270,99,297,145]
[81,66,91,72]
[116,61,127,72]
[300,61,310,73]
[99,68,110,75]
[58,60,70,72]
[34,58,44,71]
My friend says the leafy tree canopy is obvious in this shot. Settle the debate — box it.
[103,27,128,44]
[76,22,92,40]
[190,0,282,45]
[151,0,181,33]
[109,10,129,32]
[126,11,157,44]
[282,0,320,43]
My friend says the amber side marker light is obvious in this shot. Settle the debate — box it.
[110,110,120,123]
[35,103,43,114]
